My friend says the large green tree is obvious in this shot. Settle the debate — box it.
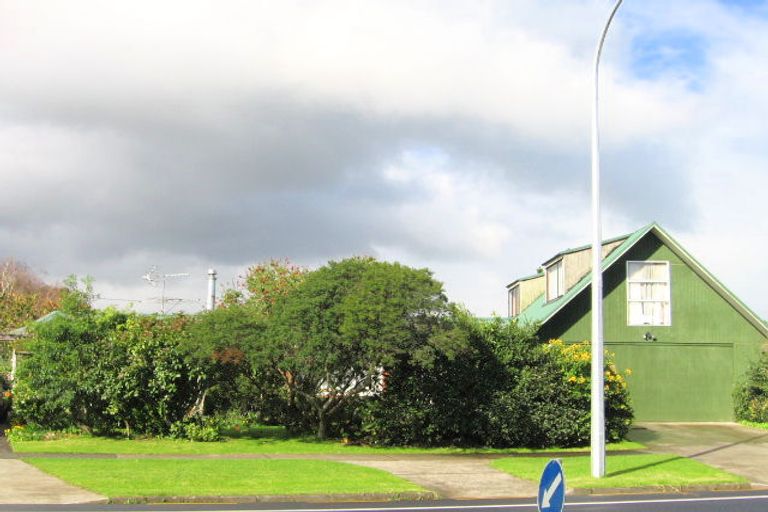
[183,305,270,417]
[183,260,306,418]
[221,259,306,318]
[262,257,458,439]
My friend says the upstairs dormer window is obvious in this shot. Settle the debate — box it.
[546,259,564,301]
[509,285,521,317]
[627,261,671,326]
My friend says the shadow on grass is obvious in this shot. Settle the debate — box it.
[606,455,683,478]
[221,425,340,446]
[220,425,290,439]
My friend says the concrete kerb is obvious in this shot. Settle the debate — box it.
[106,491,439,505]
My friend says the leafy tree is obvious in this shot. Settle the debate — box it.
[58,275,96,316]
[0,259,62,332]
[12,308,128,432]
[262,257,457,439]
[183,305,278,418]
[100,314,206,435]
[221,259,306,318]
[14,289,207,436]
[183,259,305,420]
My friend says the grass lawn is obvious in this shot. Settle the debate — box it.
[740,420,768,431]
[26,458,423,498]
[11,434,644,455]
[491,454,747,489]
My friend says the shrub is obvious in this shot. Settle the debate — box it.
[357,316,506,446]
[358,314,634,448]
[4,424,82,442]
[100,314,205,436]
[169,418,222,442]
[734,351,768,423]
[12,308,125,432]
[13,308,206,436]
[483,341,632,448]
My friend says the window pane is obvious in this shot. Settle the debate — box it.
[547,261,562,300]
[627,261,671,326]
[510,286,520,316]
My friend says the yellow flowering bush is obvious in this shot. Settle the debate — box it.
[544,339,633,443]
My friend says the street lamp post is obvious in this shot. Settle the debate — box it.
[591,0,623,479]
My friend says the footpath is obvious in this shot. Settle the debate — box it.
[0,435,107,504]
[1,423,766,505]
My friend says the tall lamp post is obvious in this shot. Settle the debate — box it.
[591,0,623,479]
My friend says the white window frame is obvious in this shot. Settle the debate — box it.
[509,285,521,317]
[626,260,671,326]
[545,259,564,302]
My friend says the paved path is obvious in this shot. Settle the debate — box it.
[630,422,768,486]
[0,434,107,504]
[0,459,107,504]
[346,456,538,499]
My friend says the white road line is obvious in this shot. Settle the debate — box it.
[159,493,768,512]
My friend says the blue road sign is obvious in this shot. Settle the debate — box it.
[537,459,565,512]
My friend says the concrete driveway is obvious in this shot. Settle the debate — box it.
[629,422,768,487]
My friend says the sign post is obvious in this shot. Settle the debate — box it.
[537,459,566,512]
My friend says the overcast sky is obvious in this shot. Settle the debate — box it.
[1,0,767,318]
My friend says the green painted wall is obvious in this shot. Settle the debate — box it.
[539,232,766,421]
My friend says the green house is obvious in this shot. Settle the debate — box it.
[506,222,768,422]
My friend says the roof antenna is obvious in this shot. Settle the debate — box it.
[142,266,190,314]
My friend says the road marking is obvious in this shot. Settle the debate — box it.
[541,473,562,508]
[168,493,768,512]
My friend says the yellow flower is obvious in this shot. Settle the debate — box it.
[625,368,632,376]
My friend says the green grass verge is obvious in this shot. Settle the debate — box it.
[26,458,423,497]
[491,454,747,489]
[11,435,643,455]
[740,420,768,431]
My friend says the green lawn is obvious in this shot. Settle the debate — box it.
[492,454,747,489]
[11,434,643,455]
[26,458,423,498]
[740,420,768,431]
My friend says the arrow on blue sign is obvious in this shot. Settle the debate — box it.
[537,459,565,512]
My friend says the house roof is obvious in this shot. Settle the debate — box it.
[514,223,768,338]
[506,271,543,289]
[5,310,67,337]
[540,232,633,267]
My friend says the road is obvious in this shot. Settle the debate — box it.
[2,490,768,512]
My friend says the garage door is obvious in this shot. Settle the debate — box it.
[611,343,734,422]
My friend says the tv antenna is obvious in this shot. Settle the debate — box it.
[141,266,190,314]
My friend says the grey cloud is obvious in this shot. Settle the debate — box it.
[1,90,695,287]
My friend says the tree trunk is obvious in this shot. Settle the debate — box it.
[317,411,327,440]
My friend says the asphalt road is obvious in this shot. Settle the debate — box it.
[2,490,768,512]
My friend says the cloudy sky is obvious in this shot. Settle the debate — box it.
[1,0,767,318]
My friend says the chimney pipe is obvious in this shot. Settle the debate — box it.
[206,268,217,311]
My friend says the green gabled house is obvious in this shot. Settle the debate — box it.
[506,222,768,422]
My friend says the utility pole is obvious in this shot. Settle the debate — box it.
[591,0,624,479]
